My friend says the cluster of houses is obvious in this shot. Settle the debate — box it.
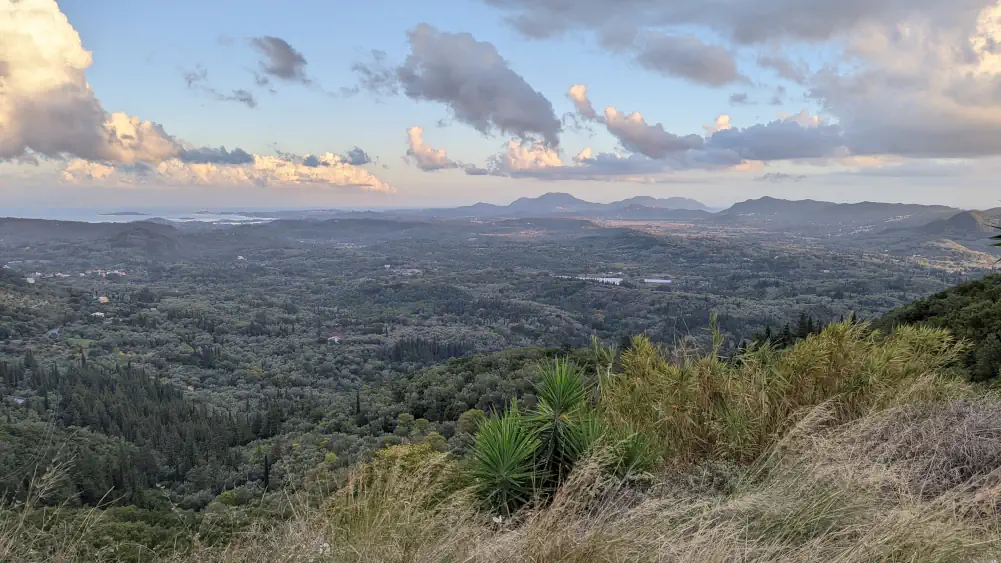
[4,263,129,285]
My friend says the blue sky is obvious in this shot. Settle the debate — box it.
[3,0,1001,210]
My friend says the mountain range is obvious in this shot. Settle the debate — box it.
[408,192,713,219]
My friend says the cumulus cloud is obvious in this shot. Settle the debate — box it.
[476,135,748,183]
[342,147,371,166]
[706,112,845,160]
[633,32,744,87]
[491,139,563,173]
[484,0,1001,163]
[603,107,705,158]
[810,5,1001,158]
[567,86,706,159]
[568,85,597,119]
[563,85,855,173]
[0,1,182,163]
[62,152,392,191]
[178,146,255,165]
[405,126,458,171]
[0,0,389,192]
[356,24,562,145]
[703,115,732,135]
[250,36,310,84]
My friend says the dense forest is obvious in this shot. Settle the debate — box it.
[875,274,1001,381]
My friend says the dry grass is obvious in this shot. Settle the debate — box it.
[190,444,490,563]
[601,321,968,462]
[204,400,1001,563]
[0,453,107,562]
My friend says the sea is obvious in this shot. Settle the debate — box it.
[3,208,277,225]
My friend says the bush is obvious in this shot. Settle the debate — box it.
[600,320,966,462]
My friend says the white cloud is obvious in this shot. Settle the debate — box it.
[0,0,390,192]
[405,126,458,171]
[703,115,732,135]
[61,153,392,192]
[0,0,179,163]
[493,139,564,172]
[568,85,597,119]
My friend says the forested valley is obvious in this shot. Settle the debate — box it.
[1,208,998,558]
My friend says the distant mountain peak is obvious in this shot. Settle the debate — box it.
[612,196,710,211]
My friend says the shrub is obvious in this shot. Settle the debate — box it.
[599,320,966,462]
[470,402,540,515]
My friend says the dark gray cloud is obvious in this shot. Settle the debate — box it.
[757,54,808,83]
[181,65,257,108]
[729,92,750,105]
[178,146,255,165]
[568,85,704,159]
[227,89,257,108]
[302,155,323,167]
[342,147,371,165]
[604,107,705,158]
[251,36,310,84]
[464,166,490,175]
[356,24,563,145]
[756,172,807,182]
[633,33,744,87]
[707,118,845,160]
[481,0,987,46]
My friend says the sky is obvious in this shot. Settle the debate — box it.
[3,0,1001,211]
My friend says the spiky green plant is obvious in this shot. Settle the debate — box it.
[470,401,540,516]
[531,359,593,487]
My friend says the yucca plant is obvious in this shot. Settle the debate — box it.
[531,359,593,487]
[470,401,540,516]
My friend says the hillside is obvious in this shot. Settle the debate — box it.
[914,209,1000,238]
[720,197,958,230]
[7,320,1001,561]
[875,274,1001,380]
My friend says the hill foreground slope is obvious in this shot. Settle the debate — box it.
[875,273,1001,380]
[6,320,1001,562]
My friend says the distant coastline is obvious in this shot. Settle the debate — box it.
[100,211,150,217]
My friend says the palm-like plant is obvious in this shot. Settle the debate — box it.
[532,359,592,486]
[469,401,540,516]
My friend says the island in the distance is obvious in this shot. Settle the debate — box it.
[100,211,150,217]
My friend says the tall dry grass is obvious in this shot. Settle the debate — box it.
[601,320,969,462]
[0,454,108,562]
